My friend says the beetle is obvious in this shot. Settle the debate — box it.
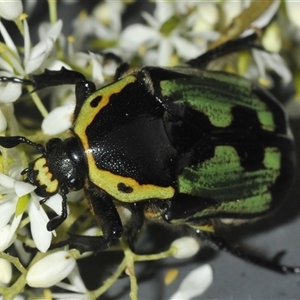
[0,33,298,273]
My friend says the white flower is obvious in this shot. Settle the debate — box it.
[26,250,76,288]
[0,19,63,103]
[71,2,124,53]
[187,3,219,32]
[285,1,300,28]
[0,224,16,251]
[0,174,34,250]
[51,265,88,298]
[222,1,247,27]
[250,49,292,85]
[119,2,205,65]
[42,103,75,135]
[171,237,200,259]
[0,173,64,252]
[0,0,23,20]
[169,264,213,300]
[0,258,12,285]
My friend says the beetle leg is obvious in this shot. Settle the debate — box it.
[99,52,128,80]
[31,68,96,116]
[42,184,69,231]
[114,62,131,80]
[186,33,264,69]
[61,187,123,254]
[0,68,96,119]
[199,231,300,274]
[122,203,145,251]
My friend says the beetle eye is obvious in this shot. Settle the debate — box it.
[46,138,62,150]
[69,177,84,190]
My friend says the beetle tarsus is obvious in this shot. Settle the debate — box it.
[46,191,69,231]
[0,76,35,86]
[201,232,300,274]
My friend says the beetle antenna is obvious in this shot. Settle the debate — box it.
[0,136,46,155]
[0,76,35,86]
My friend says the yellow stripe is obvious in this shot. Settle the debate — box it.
[74,75,175,202]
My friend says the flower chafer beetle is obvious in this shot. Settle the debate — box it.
[0,34,298,274]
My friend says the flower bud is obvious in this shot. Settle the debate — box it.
[0,0,23,20]
[26,251,76,288]
[0,258,12,284]
[171,237,200,259]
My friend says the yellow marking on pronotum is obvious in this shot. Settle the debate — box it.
[74,75,137,151]
[74,75,175,202]
[33,157,59,193]
[88,159,175,202]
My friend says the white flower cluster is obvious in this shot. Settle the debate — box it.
[0,0,298,299]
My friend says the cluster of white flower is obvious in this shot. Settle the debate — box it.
[0,0,299,299]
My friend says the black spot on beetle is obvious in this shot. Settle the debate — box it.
[117,182,133,193]
[90,96,102,108]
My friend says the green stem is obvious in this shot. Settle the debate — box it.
[91,257,127,298]
[48,0,58,24]
[27,86,48,118]
[134,248,174,262]
[121,238,138,300]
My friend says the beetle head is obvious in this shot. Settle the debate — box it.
[23,137,86,198]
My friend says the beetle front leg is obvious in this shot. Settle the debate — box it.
[64,187,123,254]
[31,68,96,116]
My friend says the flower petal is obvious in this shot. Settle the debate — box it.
[119,24,158,52]
[0,225,16,251]
[68,265,87,293]
[26,251,76,288]
[0,108,7,131]
[157,38,172,66]
[169,264,213,300]
[0,173,15,189]
[44,193,69,217]
[171,36,201,61]
[0,82,22,103]
[25,39,54,74]
[0,214,22,250]
[251,1,280,29]
[154,2,175,24]
[0,22,19,57]
[89,52,104,86]
[286,2,300,27]
[14,181,36,197]
[0,200,17,229]
[0,0,23,20]
[28,198,52,252]
[45,19,63,41]
[23,19,31,67]
[42,104,75,135]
